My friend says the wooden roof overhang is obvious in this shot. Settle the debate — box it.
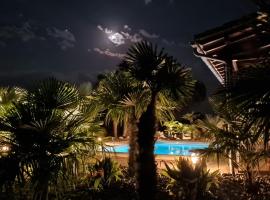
[191,12,270,85]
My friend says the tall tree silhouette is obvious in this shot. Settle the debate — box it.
[121,41,196,199]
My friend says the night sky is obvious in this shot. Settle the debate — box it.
[0,0,256,93]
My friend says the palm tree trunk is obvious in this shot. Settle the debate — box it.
[128,114,138,176]
[229,150,235,176]
[123,116,130,138]
[113,121,118,138]
[33,185,49,200]
[33,160,50,200]
[136,92,158,200]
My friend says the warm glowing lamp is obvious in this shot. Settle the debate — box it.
[191,153,199,164]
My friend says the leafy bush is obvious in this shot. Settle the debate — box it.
[163,121,196,139]
[88,157,123,190]
[162,157,220,200]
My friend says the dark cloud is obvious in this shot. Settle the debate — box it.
[47,28,76,50]
[0,22,44,42]
[0,41,6,47]
[0,20,76,51]
[145,0,152,5]
[162,39,176,46]
[139,29,159,39]
[144,0,174,5]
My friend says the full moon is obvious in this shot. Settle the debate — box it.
[108,32,125,45]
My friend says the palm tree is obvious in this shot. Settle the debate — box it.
[197,115,232,170]
[121,41,196,199]
[119,86,148,175]
[0,87,27,115]
[120,83,180,176]
[94,72,145,175]
[94,71,138,138]
[0,78,99,200]
[199,113,267,188]
[211,63,270,147]
[78,82,93,97]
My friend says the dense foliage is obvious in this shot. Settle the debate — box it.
[0,42,269,200]
[162,158,220,200]
[0,78,100,200]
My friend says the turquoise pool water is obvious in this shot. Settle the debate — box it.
[108,141,208,156]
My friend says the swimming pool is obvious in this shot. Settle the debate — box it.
[108,141,208,156]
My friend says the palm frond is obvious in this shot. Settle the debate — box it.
[211,63,270,146]
[0,78,101,198]
[27,77,80,110]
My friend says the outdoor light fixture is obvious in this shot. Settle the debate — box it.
[1,145,10,152]
[191,153,199,164]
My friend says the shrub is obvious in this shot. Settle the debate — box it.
[88,157,122,190]
[162,157,220,200]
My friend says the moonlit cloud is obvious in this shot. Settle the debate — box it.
[0,22,43,43]
[104,28,113,34]
[0,20,77,51]
[58,40,75,50]
[162,39,175,46]
[47,28,76,50]
[162,39,188,48]
[139,29,159,39]
[124,25,131,31]
[93,48,125,58]
[97,25,122,45]
[47,28,75,42]
[145,0,174,5]
[97,25,113,34]
[20,22,37,41]
[96,23,183,51]
[97,25,103,31]
[97,25,143,45]
[96,24,182,50]
[145,0,152,5]
[178,42,189,48]
[120,31,142,43]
